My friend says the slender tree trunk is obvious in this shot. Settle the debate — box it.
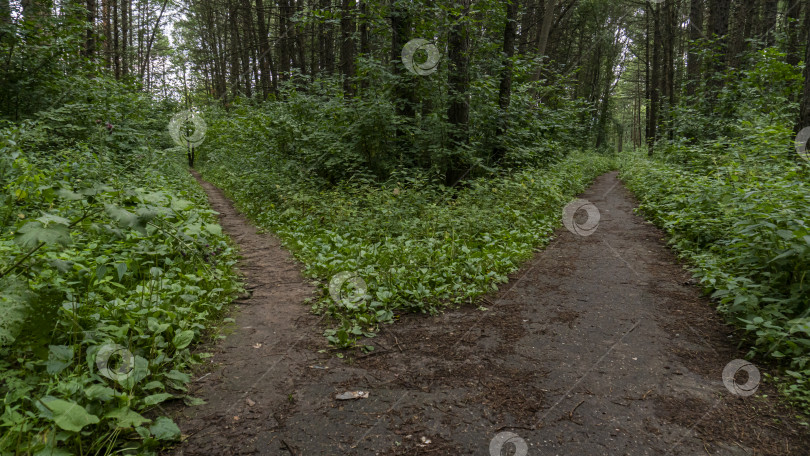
[278,0,291,81]
[359,0,369,91]
[762,0,777,46]
[84,0,96,59]
[103,0,111,69]
[529,0,556,88]
[319,0,335,74]
[255,0,272,97]
[493,0,518,163]
[228,0,240,94]
[240,0,254,97]
[687,0,704,96]
[391,0,415,121]
[121,0,128,76]
[139,0,168,79]
[799,1,810,130]
[785,0,801,66]
[113,0,120,78]
[445,0,471,186]
[707,0,731,96]
[340,0,355,98]
[648,2,661,153]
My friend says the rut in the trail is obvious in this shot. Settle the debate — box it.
[172,171,808,456]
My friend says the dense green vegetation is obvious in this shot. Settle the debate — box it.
[1,0,810,452]
[620,48,810,411]
[197,102,614,347]
[0,81,242,453]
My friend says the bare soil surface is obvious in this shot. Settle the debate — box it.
[169,171,808,455]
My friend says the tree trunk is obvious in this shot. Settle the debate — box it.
[707,0,731,95]
[121,0,128,76]
[278,0,291,81]
[445,0,471,186]
[340,0,356,98]
[687,0,704,96]
[103,0,111,69]
[255,0,272,98]
[529,0,556,87]
[785,0,802,66]
[648,2,661,153]
[113,0,120,78]
[762,0,778,46]
[84,0,96,59]
[799,1,810,131]
[493,0,518,163]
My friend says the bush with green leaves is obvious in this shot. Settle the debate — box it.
[619,145,810,413]
[0,120,241,454]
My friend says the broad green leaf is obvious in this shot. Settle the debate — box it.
[14,221,71,249]
[46,345,74,375]
[115,263,128,281]
[85,384,116,402]
[36,213,70,226]
[105,407,151,428]
[204,223,222,236]
[172,330,194,349]
[149,416,181,440]
[142,393,173,406]
[40,398,99,432]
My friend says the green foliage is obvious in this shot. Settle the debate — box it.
[619,150,810,411]
[196,109,614,347]
[0,116,241,454]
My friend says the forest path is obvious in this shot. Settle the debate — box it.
[170,171,807,455]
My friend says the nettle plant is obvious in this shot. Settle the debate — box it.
[0,127,240,454]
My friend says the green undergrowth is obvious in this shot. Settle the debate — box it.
[619,149,810,416]
[0,114,241,454]
[197,116,615,349]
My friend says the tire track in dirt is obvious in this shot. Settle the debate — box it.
[171,170,808,455]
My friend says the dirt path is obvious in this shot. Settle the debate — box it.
[171,171,808,455]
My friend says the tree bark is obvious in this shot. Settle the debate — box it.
[785,0,802,66]
[648,2,661,153]
[493,0,518,163]
[762,0,778,46]
[799,1,810,131]
[254,0,272,97]
[529,0,556,88]
[84,0,96,59]
[340,0,356,98]
[445,0,471,186]
[687,0,704,96]
[121,0,128,76]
